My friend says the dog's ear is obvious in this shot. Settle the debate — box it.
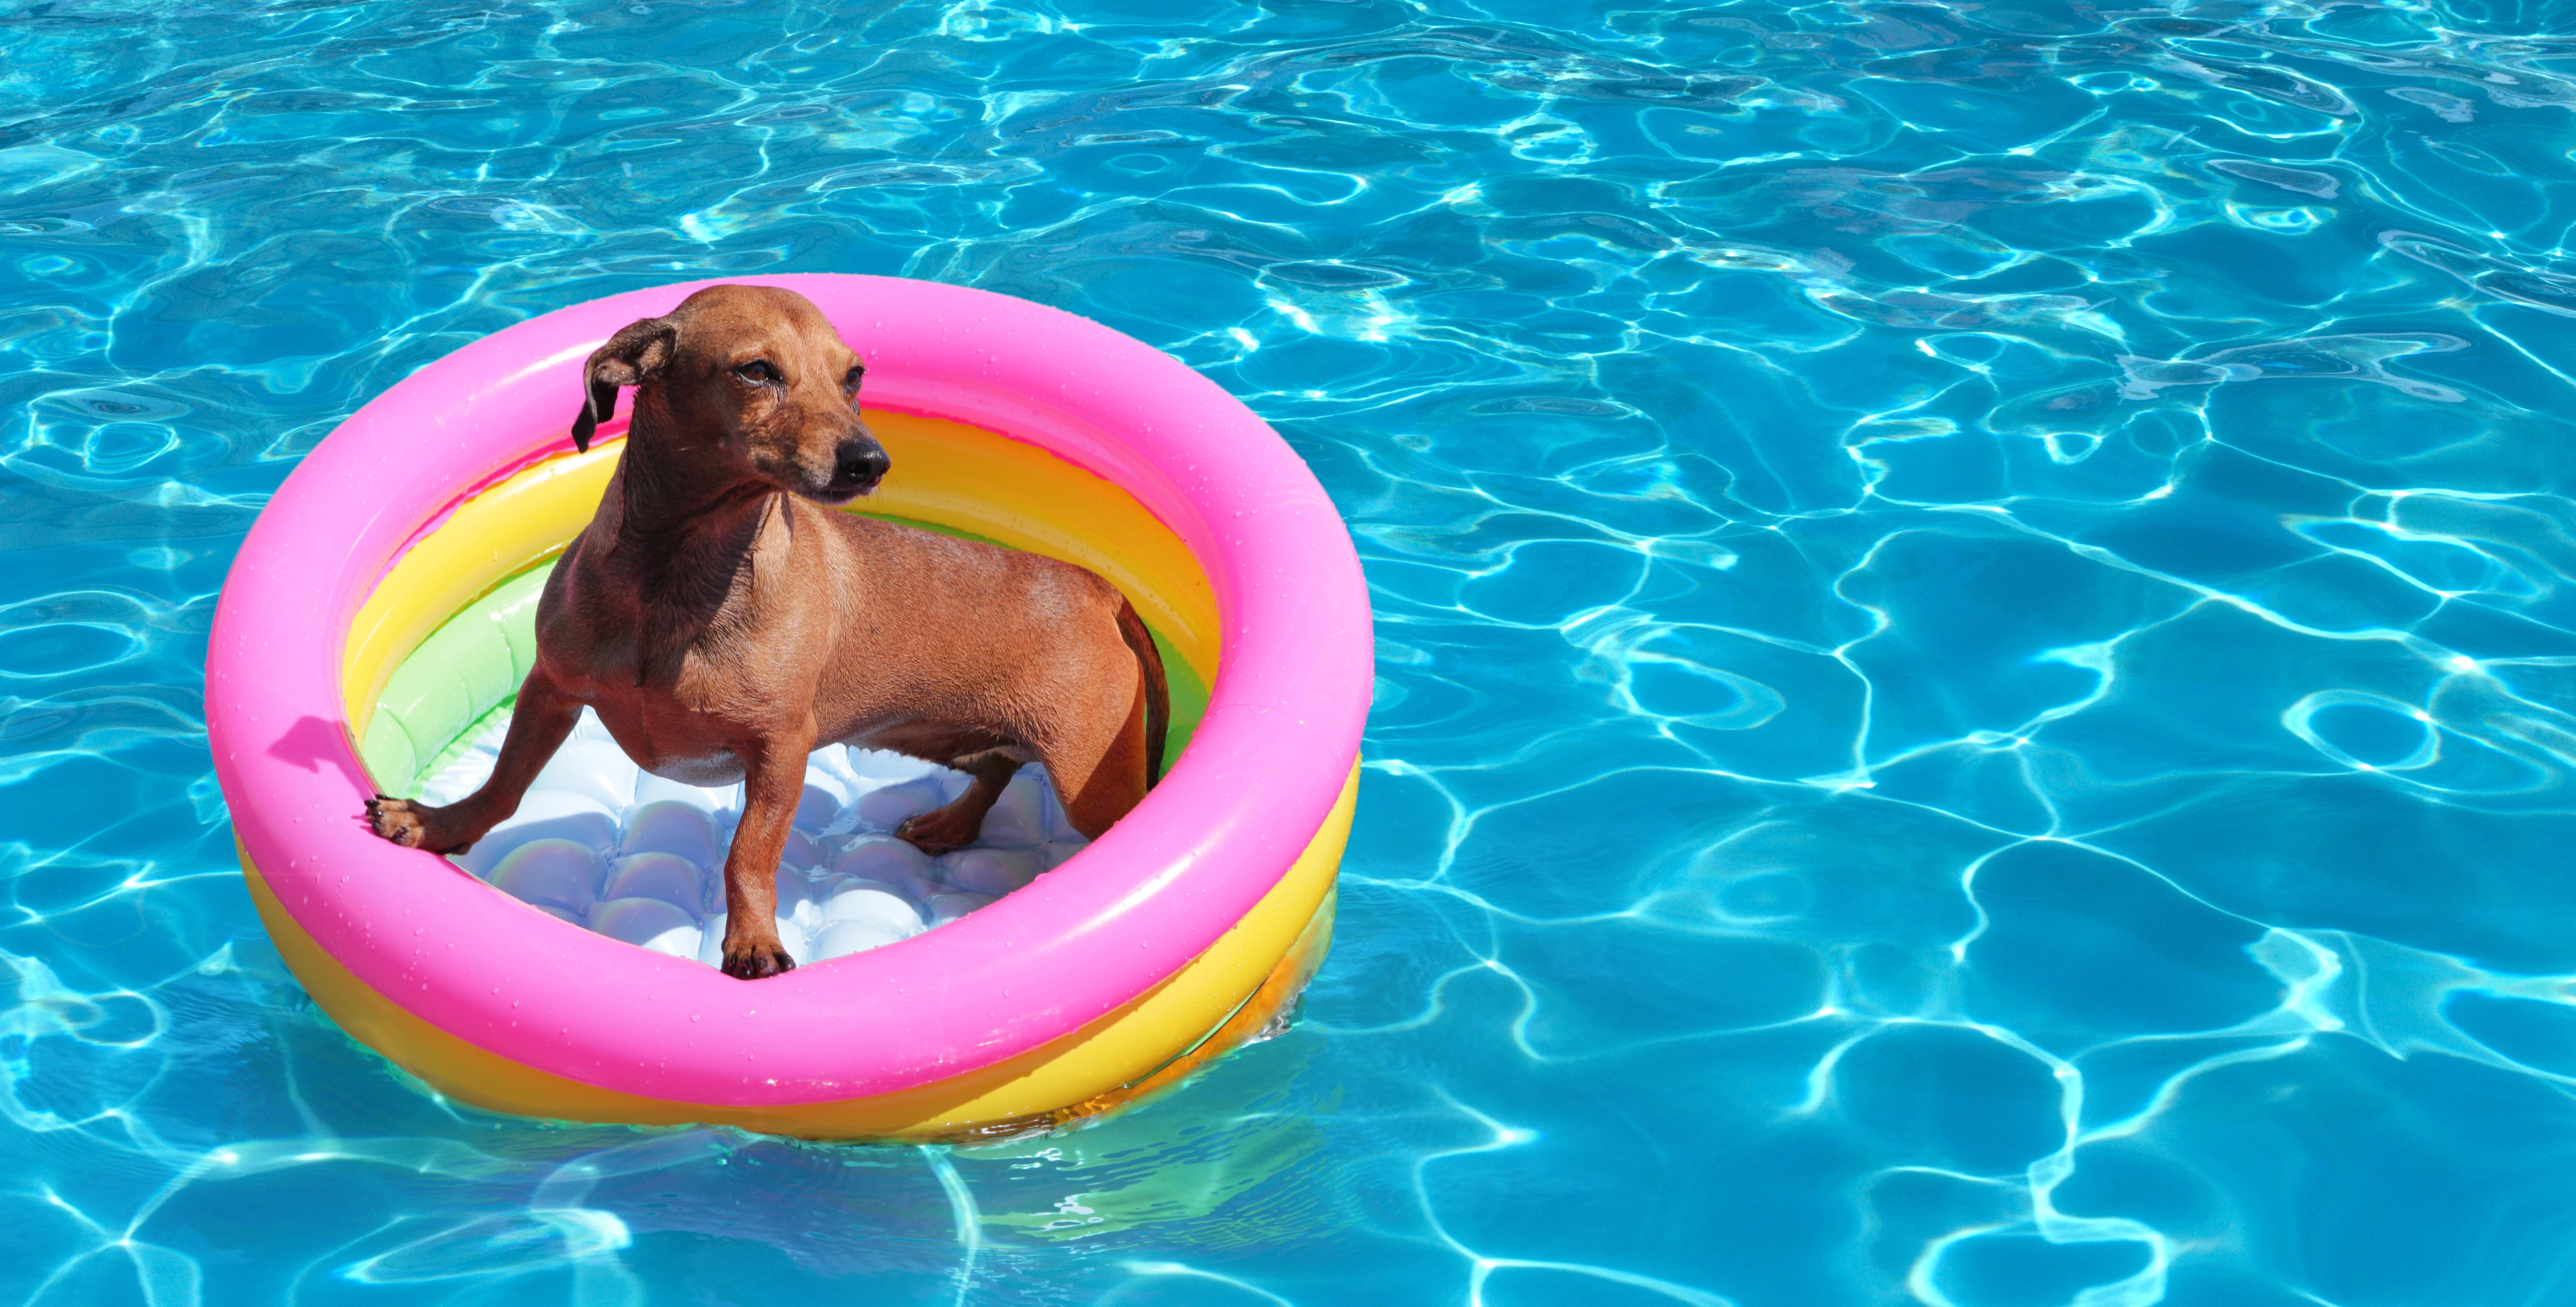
[571,316,675,453]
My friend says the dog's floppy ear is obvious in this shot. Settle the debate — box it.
[571,316,676,453]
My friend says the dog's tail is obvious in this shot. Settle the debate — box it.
[1114,597,1171,788]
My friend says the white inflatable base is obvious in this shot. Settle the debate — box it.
[415,710,1090,969]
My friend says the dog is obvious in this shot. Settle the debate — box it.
[366,284,1170,980]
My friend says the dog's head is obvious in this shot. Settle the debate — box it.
[571,284,890,504]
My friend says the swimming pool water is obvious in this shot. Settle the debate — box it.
[6,0,2576,1302]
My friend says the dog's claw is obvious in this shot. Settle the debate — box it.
[368,796,420,847]
[364,795,457,852]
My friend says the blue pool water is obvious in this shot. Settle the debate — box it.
[6,0,2576,1302]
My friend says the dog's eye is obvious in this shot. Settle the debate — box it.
[842,366,864,395]
[734,360,781,385]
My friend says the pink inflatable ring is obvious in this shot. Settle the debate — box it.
[208,274,1369,1140]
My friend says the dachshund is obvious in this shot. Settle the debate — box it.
[366,284,1168,979]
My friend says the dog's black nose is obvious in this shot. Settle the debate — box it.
[832,439,889,491]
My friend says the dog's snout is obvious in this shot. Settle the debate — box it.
[831,439,889,493]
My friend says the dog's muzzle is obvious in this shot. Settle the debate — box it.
[819,437,890,500]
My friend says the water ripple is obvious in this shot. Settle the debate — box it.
[7,0,2576,1302]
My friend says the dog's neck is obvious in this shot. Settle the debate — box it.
[616,443,773,550]
[607,399,782,543]
[596,407,788,682]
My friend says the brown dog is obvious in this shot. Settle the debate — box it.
[366,284,1169,980]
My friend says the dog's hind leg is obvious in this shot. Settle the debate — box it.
[366,672,580,854]
[894,748,1025,856]
[718,725,813,980]
[1045,686,1154,844]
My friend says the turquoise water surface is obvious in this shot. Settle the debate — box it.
[8,0,2576,1303]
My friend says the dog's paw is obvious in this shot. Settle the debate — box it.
[721,936,798,981]
[366,795,432,849]
[894,811,978,857]
[365,795,476,854]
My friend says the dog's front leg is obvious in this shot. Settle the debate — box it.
[366,670,581,855]
[717,724,813,980]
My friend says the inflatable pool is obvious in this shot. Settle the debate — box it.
[206,273,1371,1141]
